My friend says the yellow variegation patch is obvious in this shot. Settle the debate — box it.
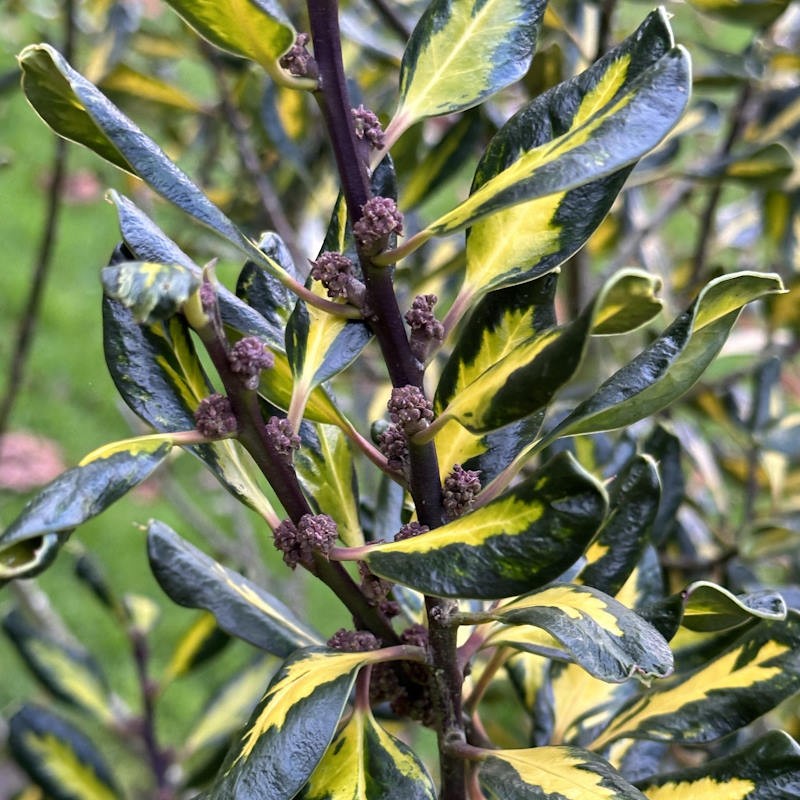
[645,777,755,800]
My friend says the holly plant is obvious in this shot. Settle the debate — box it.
[2,1,799,799]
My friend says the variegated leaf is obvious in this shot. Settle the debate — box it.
[638,730,800,799]
[18,46,289,284]
[99,63,203,111]
[395,0,546,126]
[294,424,363,548]
[160,0,307,86]
[460,8,677,300]
[359,452,606,599]
[686,0,792,26]
[484,583,673,683]
[578,455,660,598]
[199,648,389,800]
[101,260,199,325]
[478,745,647,799]
[184,657,278,756]
[147,520,322,656]
[8,705,121,800]
[385,38,690,264]
[2,610,116,725]
[162,613,232,683]
[542,272,785,444]
[103,296,277,522]
[0,435,173,581]
[591,612,800,748]
[433,270,661,435]
[299,706,436,799]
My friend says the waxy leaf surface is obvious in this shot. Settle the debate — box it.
[397,0,546,124]
[591,612,800,747]
[199,648,384,800]
[462,8,677,298]
[0,435,172,581]
[638,730,800,799]
[299,706,436,799]
[148,520,322,656]
[479,746,647,799]
[363,452,606,599]
[161,0,299,82]
[486,583,673,683]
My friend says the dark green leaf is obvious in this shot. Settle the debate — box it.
[147,520,322,656]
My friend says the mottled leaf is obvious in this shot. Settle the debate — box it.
[198,648,389,800]
[0,435,172,581]
[479,746,647,799]
[299,706,436,799]
[359,452,606,599]
[637,730,800,799]
[396,0,546,125]
[484,583,673,683]
[3,610,115,725]
[8,705,121,800]
[147,520,322,656]
[591,612,800,747]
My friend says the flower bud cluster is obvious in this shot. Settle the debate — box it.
[327,628,380,652]
[273,513,338,569]
[279,33,319,81]
[265,416,300,461]
[353,197,403,256]
[377,423,409,473]
[228,337,274,390]
[388,385,434,436]
[394,521,429,541]
[443,464,482,519]
[405,294,445,362]
[351,105,385,150]
[194,393,237,438]
[310,251,366,305]
[358,563,399,618]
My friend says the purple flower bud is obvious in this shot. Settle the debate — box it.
[311,251,354,299]
[273,519,301,569]
[279,32,319,80]
[443,464,482,520]
[377,423,409,473]
[394,521,429,541]
[194,394,237,438]
[327,628,380,652]
[401,623,429,649]
[405,294,445,361]
[387,385,434,435]
[358,562,393,606]
[298,513,338,560]
[229,337,274,389]
[199,281,217,312]
[265,416,300,460]
[351,105,385,150]
[353,197,403,255]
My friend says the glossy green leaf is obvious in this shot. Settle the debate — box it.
[2,610,115,725]
[160,0,305,86]
[147,520,322,656]
[479,746,647,799]
[578,455,660,598]
[101,260,199,325]
[395,0,546,126]
[460,8,676,299]
[8,705,122,800]
[198,647,387,800]
[18,46,288,284]
[184,656,278,756]
[434,270,661,434]
[591,612,800,748]
[0,435,172,581]
[295,424,363,548]
[391,39,691,262]
[542,272,785,445]
[484,582,673,683]
[360,451,606,599]
[637,730,800,799]
[103,297,277,522]
[299,706,436,799]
